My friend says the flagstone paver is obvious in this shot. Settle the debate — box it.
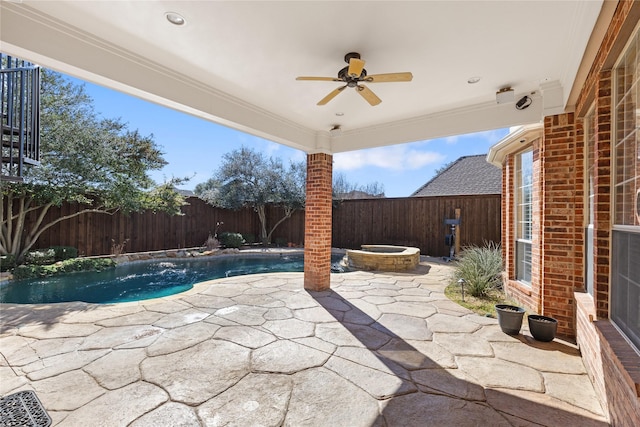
[30,370,105,411]
[197,373,291,427]
[83,348,146,389]
[325,354,416,399]
[252,340,329,374]
[141,340,250,405]
[456,356,544,392]
[131,401,201,427]
[411,367,486,401]
[285,368,382,426]
[0,257,610,426]
[381,392,511,426]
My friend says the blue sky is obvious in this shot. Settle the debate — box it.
[69,75,509,198]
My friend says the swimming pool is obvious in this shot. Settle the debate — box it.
[0,254,345,304]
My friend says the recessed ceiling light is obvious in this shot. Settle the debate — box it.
[335,112,344,116]
[165,12,185,26]
[467,76,481,84]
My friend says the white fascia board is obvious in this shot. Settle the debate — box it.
[331,93,544,154]
[486,123,543,167]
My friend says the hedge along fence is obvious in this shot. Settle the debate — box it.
[28,194,500,257]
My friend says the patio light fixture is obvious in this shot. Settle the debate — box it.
[165,12,185,26]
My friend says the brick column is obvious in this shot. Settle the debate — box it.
[304,153,333,291]
[541,113,582,338]
[592,70,612,319]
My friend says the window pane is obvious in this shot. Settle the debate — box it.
[612,27,640,352]
[516,240,532,284]
[611,231,640,351]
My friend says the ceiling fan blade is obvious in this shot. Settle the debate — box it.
[317,85,347,105]
[357,85,382,106]
[347,58,365,77]
[365,72,413,83]
[297,76,342,82]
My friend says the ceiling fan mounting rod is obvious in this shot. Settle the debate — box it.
[344,52,361,63]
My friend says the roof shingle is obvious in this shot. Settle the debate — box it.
[411,154,501,197]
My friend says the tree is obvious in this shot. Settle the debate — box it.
[194,147,305,245]
[332,172,385,200]
[1,69,186,261]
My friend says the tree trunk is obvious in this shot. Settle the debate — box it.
[1,195,116,263]
[266,207,295,245]
[257,205,269,246]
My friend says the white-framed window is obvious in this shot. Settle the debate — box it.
[516,149,533,284]
[611,22,639,352]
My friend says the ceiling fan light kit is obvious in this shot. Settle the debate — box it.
[296,52,413,106]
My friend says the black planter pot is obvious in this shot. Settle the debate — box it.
[527,314,558,342]
[495,304,526,335]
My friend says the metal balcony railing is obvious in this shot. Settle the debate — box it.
[1,53,40,182]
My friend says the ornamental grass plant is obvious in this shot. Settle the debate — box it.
[451,241,503,299]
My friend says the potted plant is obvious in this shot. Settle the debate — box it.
[495,304,526,335]
[527,314,558,342]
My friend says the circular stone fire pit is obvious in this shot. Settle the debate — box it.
[343,245,420,272]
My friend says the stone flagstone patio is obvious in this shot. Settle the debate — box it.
[0,258,609,426]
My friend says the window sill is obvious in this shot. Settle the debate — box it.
[577,292,640,399]
[508,279,532,296]
[595,320,640,398]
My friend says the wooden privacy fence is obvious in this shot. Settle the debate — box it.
[331,195,501,257]
[28,194,500,258]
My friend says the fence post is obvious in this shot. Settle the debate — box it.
[455,208,461,256]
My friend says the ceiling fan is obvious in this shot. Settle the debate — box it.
[296,52,413,106]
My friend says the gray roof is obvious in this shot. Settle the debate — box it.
[176,189,195,197]
[411,154,501,197]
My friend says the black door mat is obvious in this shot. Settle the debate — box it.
[0,390,52,427]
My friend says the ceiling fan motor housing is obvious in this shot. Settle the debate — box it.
[339,66,367,86]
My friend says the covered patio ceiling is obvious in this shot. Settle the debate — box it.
[0,1,610,154]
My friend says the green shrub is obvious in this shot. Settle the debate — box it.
[218,232,245,249]
[242,233,256,245]
[274,237,287,247]
[1,254,17,272]
[51,246,78,261]
[25,249,56,265]
[452,241,503,298]
[12,258,116,280]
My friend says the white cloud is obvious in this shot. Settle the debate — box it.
[440,128,509,145]
[334,145,445,172]
[444,135,460,145]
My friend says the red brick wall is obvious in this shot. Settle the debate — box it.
[593,71,612,319]
[571,2,640,425]
[575,294,607,413]
[540,113,582,338]
[303,153,333,291]
[502,139,542,313]
[576,292,640,426]
[530,137,543,312]
[501,156,516,286]
[496,2,640,423]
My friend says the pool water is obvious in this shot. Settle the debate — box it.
[0,254,345,304]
